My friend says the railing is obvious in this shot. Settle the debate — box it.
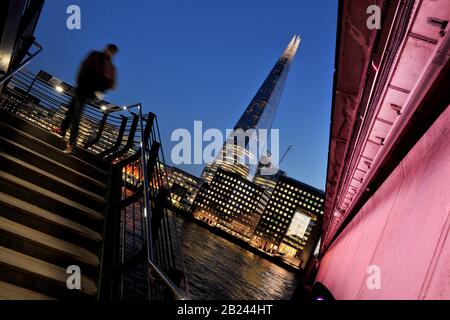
[0,69,140,157]
[100,106,189,300]
[0,68,189,300]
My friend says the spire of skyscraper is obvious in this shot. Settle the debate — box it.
[233,35,301,133]
[283,35,301,62]
[201,36,301,184]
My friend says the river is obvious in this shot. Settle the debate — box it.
[176,216,300,300]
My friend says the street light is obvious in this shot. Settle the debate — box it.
[99,105,123,113]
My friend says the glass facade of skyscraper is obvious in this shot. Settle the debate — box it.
[201,36,301,183]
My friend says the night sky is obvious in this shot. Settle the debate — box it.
[32,0,338,190]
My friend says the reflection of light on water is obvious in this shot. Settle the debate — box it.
[176,215,299,300]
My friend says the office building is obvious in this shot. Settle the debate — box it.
[191,168,263,239]
[251,175,324,267]
[167,166,203,211]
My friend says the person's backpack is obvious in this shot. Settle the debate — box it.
[77,51,116,92]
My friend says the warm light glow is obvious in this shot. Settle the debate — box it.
[55,85,64,93]
[100,105,107,111]
[0,54,11,69]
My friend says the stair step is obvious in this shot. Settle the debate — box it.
[0,136,107,193]
[0,281,55,300]
[0,217,99,268]
[0,109,110,171]
[0,122,109,182]
[0,151,106,207]
[0,246,97,298]
[0,171,104,222]
[0,192,102,243]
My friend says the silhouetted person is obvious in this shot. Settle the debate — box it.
[53,44,118,153]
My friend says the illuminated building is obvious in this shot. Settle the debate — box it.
[201,36,301,183]
[166,166,203,211]
[251,175,324,268]
[191,168,263,240]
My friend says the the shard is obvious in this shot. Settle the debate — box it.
[201,35,301,184]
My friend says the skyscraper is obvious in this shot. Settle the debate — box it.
[201,35,301,183]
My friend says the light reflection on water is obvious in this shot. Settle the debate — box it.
[176,216,300,300]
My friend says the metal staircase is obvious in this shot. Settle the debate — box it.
[0,69,189,300]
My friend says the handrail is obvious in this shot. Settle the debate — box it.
[123,103,187,300]
[1,68,135,155]
[84,113,108,149]
[0,39,43,86]
[124,104,154,261]
[0,68,189,300]
[148,259,186,300]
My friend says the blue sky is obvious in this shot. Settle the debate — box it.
[32,0,338,190]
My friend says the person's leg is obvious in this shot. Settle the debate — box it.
[59,98,76,134]
[53,97,75,137]
[65,88,89,152]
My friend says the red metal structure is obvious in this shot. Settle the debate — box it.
[316,0,450,299]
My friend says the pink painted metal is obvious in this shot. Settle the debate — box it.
[316,105,450,299]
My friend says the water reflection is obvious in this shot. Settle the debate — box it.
[176,216,299,300]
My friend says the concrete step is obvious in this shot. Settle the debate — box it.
[0,136,107,195]
[0,108,110,171]
[0,281,55,300]
[0,246,97,299]
[0,152,106,212]
[0,217,99,276]
[0,192,101,251]
[0,171,104,230]
[0,122,109,183]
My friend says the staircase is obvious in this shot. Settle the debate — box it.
[0,108,110,299]
[0,0,192,300]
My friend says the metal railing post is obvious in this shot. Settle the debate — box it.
[137,103,155,263]
[123,104,155,260]
[122,103,187,300]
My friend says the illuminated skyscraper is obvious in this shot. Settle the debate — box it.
[201,35,301,183]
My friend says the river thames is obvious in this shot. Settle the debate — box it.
[176,216,300,300]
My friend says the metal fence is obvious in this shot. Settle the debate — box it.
[0,68,189,300]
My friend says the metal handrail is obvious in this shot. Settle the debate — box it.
[0,39,43,86]
[1,68,137,157]
[0,68,188,300]
[148,259,186,300]
[123,103,187,300]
